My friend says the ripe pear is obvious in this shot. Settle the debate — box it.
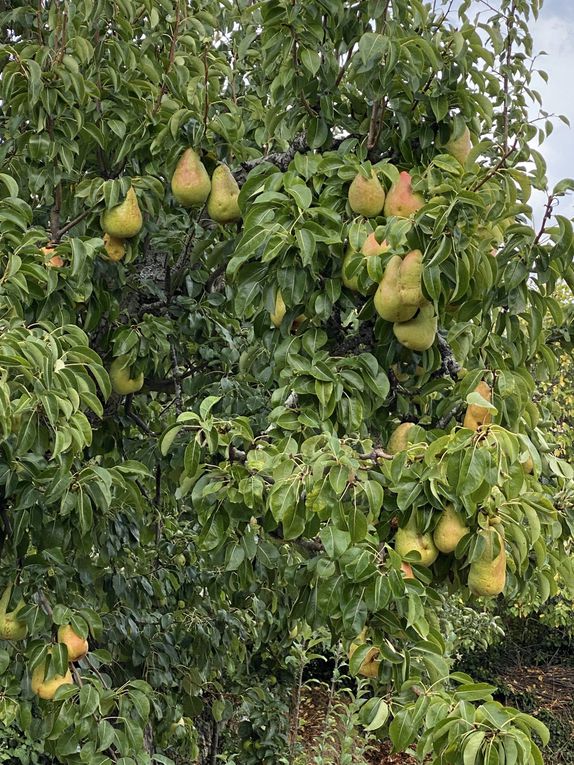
[388,422,415,454]
[41,246,64,268]
[58,625,89,661]
[521,454,534,474]
[102,234,125,262]
[348,629,381,678]
[444,126,472,165]
[395,516,438,567]
[468,526,506,597]
[433,505,470,553]
[109,355,144,395]
[0,582,27,640]
[270,291,286,328]
[374,250,425,322]
[342,234,389,292]
[463,381,492,430]
[400,561,415,579]
[102,186,143,238]
[393,303,437,352]
[31,658,74,700]
[348,169,386,217]
[270,290,305,330]
[171,148,211,208]
[384,171,424,218]
[207,165,241,223]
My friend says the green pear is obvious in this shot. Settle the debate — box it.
[109,355,144,395]
[270,290,305,330]
[393,303,437,352]
[342,233,389,292]
[468,526,506,597]
[348,629,381,678]
[444,126,472,165]
[102,186,143,238]
[270,291,286,328]
[31,654,74,700]
[0,582,27,640]
[171,148,211,208]
[384,171,424,218]
[348,169,386,217]
[207,165,241,223]
[433,505,470,553]
[463,381,492,430]
[394,515,438,567]
[387,422,415,454]
[374,250,425,322]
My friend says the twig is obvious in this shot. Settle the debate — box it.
[54,207,96,241]
[209,719,219,765]
[533,194,555,246]
[289,654,306,761]
[367,100,384,150]
[124,395,156,436]
[37,590,53,619]
[361,447,393,462]
[436,402,464,430]
[434,333,462,380]
[50,184,62,241]
[471,137,519,192]
[334,45,356,87]
[70,664,84,687]
[170,344,182,415]
[153,2,181,114]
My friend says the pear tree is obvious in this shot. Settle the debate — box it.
[0,1,573,764]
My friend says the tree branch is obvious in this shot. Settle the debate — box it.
[434,333,462,380]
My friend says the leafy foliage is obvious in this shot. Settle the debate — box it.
[0,0,573,763]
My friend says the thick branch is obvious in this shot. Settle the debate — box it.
[434,333,462,380]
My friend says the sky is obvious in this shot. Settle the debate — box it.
[453,0,574,219]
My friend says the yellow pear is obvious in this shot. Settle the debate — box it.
[102,234,125,262]
[393,303,437,352]
[57,625,89,662]
[0,583,27,640]
[384,171,424,218]
[207,165,241,223]
[444,126,472,165]
[31,658,74,700]
[468,526,506,597]
[433,505,470,553]
[463,381,492,431]
[387,422,415,454]
[521,454,534,474]
[394,516,438,567]
[270,290,305,330]
[171,148,211,208]
[109,355,144,395]
[342,234,389,292]
[348,629,381,678]
[102,186,143,238]
[348,170,386,217]
[270,291,286,328]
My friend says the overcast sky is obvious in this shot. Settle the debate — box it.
[453,0,574,219]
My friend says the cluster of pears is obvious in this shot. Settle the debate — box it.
[171,148,241,223]
[394,507,505,597]
[31,624,89,700]
[345,169,438,353]
[109,354,144,396]
[387,399,506,598]
[101,185,143,262]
